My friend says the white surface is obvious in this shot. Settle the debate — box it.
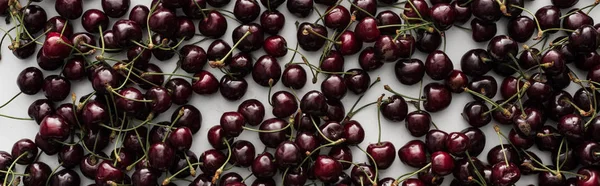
[0,0,597,185]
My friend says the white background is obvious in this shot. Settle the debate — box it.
[0,0,597,185]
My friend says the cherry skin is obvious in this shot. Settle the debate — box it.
[350,163,377,186]
[230,140,255,167]
[260,10,285,35]
[237,99,265,126]
[49,169,81,186]
[95,161,125,185]
[463,101,491,127]
[275,141,301,168]
[259,118,291,148]
[535,5,561,34]
[234,0,261,23]
[321,75,347,100]
[354,16,380,43]
[374,35,400,62]
[425,50,453,80]
[430,3,456,31]
[199,10,228,38]
[192,70,219,95]
[271,91,298,118]
[398,140,428,168]
[42,32,72,60]
[423,82,452,112]
[282,64,307,89]
[300,90,328,116]
[577,167,600,186]
[145,86,172,114]
[359,47,384,71]
[425,129,448,152]
[491,162,521,186]
[81,9,109,33]
[45,16,73,37]
[232,23,264,52]
[405,111,431,137]
[380,95,408,122]
[342,120,365,145]
[487,35,518,62]
[445,132,470,156]
[471,0,501,22]
[287,0,314,17]
[129,5,149,28]
[344,69,371,95]
[22,5,47,34]
[101,0,130,18]
[17,67,44,95]
[320,50,344,72]
[297,23,328,51]
[148,8,177,38]
[263,35,288,57]
[168,127,193,151]
[445,70,468,93]
[23,162,52,186]
[367,142,396,169]
[252,152,277,178]
[252,55,282,86]
[507,16,535,43]
[471,18,497,42]
[11,138,38,165]
[462,127,486,156]
[39,114,70,142]
[314,155,343,183]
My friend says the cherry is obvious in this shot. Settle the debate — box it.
[374,35,400,62]
[297,23,328,51]
[122,127,147,155]
[425,130,448,152]
[300,90,328,116]
[252,55,282,86]
[27,99,54,124]
[569,25,599,53]
[359,47,383,71]
[403,0,430,23]
[431,151,454,175]
[219,172,243,186]
[294,112,318,132]
[109,148,135,170]
[507,16,535,43]
[275,141,301,168]
[527,73,552,102]
[171,105,202,134]
[351,0,376,20]
[164,78,193,105]
[350,163,376,186]
[43,32,72,60]
[467,75,497,102]
[462,127,486,156]
[252,152,277,178]
[148,8,177,38]
[192,70,219,95]
[535,5,561,34]
[487,35,518,62]
[394,58,425,85]
[318,122,344,144]
[445,70,468,93]
[55,0,82,19]
[287,0,314,17]
[423,82,452,112]
[562,9,593,32]
[199,10,228,38]
[82,9,109,33]
[82,128,110,153]
[96,161,125,185]
[272,91,298,118]
[80,153,106,179]
[578,167,600,186]
[320,50,344,72]
[259,118,291,148]
[228,53,254,78]
[344,69,371,94]
[339,120,363,145]
[375,11,401,36]
[199,148,226,174]
[314,155,343,183]
[398,140,428,168]
[252,178,276,186]
[145,86,172,114]
[260,10,285,35]
[232,23,264,52]
[452,1,471,24]
[321,75,347,101]
[236,99,264,126]
[45,16,73,37]
[39,114,70,142]
[132,168,158,186]
[462,101,491,127]
[102,0,130,18]
[367,141,396,169]
[282,64,307,89]
[234,0,261,23]
[167,127,193,151]
[471,0,500,22]
[430,3,456,31]
[263,35,287,57]
[23,162,52,186]
[11,138,38,165]
[35,132,62,155]
[17,67,44,95]
[380,95,408,122]
[22,5,47,34]
[445,132,470,156]
[425,50,453,80]
[453,157,485,185]
[354,17,379,43]
[491,162,521,186]
[219,112,245,138]
[336,31,363,55]
[405,111,431,137]
[49,169,81,186]
[128,5,149,28]
[471,18,497,42]
[228,140,255,168]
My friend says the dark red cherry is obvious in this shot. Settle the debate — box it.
[445,132,470,156]
[461,49,493,77]
[17,67,44,95]
[398,140,428,168]
[252,55,281,87]
[62,57,87,81]
[300,90,328,116]
[148,8,177,38]
[234,0,260,23]
[206,125,229,150]
[252,152,277,178]
[45,16,73,37]
[237,99,265,126]
[342,120,364,145]
[287,0,314,17]
[39,114,70,141]
[471,0,500,22]
[328,146,352,170]
[527,73,553,102]
[462,101,491,127]
[380,95,408,122]
[320,50,345,72]
[471,18,497,42]
[220,172,244,186]
[491,162,521,186]
[507,16,535,43]
[22,5,47,34]
[376,10,401,35]
[42,32,72,60]
[41,75,70,102]
[112,19,142,47]
[260,10,285,35]
[431,151,454,175]
[569,25,599,53]
[577,167,600,186]
[425,129,447,152]
[220,112,246,138]
[49,169,81,186]
[336,31,362,55]
[259,118,291,148]
[11,138,38,165]
[344,69,371,94]
[367,142,396,169]
[129,5,149,28]
[168,127,193,151]
[423,82,452,112]
[28,99,54,124]
[199,10,228,38]
[165,78,193,105]
[395,58,425,85]
[297,23,328,51]
[229,52,254,77]
[132,168,158,186]
[122,127,147,155]
[275,141,301,168]
[425,50,453,80]
[354,17,379,43]
[23,162,52,186]
[95,161,125,185]
[102,0,130,18]
[350,163,376,186]
[199,149,226,174]
[109,148,135,170]
[55,0,82,19]
[219,76,248,101]
[179,45,207,73]
[467,75,497,101]
[82,9,109,33]
[557,114,584,143]
[80,153,106,179]
[487,35,518,62]
[318,122,344,144]
[562,9,593,32]
[535,5,561,34]
[295,131,319,154]
[232,23,264,52]
[374,35,399,62]
[172,105,202,134]
[282,64,307,89]
[350,0,376,20]
[231,140,255,167]
[272,91,298,118]
[314,155,343,183]
[145,86,172,114]
[445,70,468,93]
[192,70,219,95]
[404,111,431,137]
[430,3,456,31]
[359,47,383,71]
[34,132,62,155]
[263,35,288,57]
[321,75,347,100]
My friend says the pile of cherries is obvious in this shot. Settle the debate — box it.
[2,0,600,184]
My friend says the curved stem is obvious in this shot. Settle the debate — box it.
[383,85,425,101]
[0,92,21,109]
[311,117,335,143]
[212,139,232,184]
[3,151,28,186]
[376,94,384,143]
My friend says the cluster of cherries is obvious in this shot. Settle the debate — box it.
[2,0,600,184]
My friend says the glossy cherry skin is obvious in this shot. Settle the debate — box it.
[199,10,228,38]
[398,140,428,168]
[359,47,384,71]
[527,73,553,102]
[463,101,491,127]
[445,70,468,93]
[314,155,343,183]
[336,31,362,55]
[404,111,431,137]
[462,127,486,156]
[367,142,396,170]
[470,18,497,42]
[49,168,81,186]
[12,37,37,59]
[577,167,600,186]
[259,118,291,148]
[354,17,379,43]
[45,16,73,38]
[325,100,345,122]
[380,95,408,122]
[282,64,307,89]
[430,3,456,31]
[445,132,470,156]
[272,91,298,118]
[81,9,109,33]
[95,161,125,185]
[164,78,193,105]
[470,0,500,22]
[260,10,285,35]
[80,153,105,179]
[467,75,497,102]
[43,32,72,60]
[423,83,452,112]
[562,9,593,32]
[132,168,158,186]
[419,168,445,185]
[55,0,82,19]
[171,105,202,134]
[148,142,175,171]
[491,162,521,186]
[145,86,172,114]
[535,5,561,34]
[232,23,264,52]
[318,122,344,144]
[168,127,193,151]
[321,75,347,100]
[557,114,584,143]
[199,149,226,174]
[17,67,44,95]
[320,50,344,72]
[425,130,447,152]
[228,53,254,77]
[453,157,485,184]
[23,162,52,186]
[11,138,38,165]
[34,132,62,155]
[507,16,535,43]
[192,70,219,95]
[274,141,301,168]
[431,151,455,176]
[148,8,177,38]
[236,99,265,126]
[287,0,314,17]
[39,114,70,141]
[229,140,255,168]
[344,69,371,94]
[461,49,493,77]
[374,35,400,62]
[350,163,377,186]
[234,0,260,23]
[487,35,518,62]
[425,50,453,80]
[27,99,54,124]
[569,25,599,53]
[300,90,328,116]
[394,59,425,85]
[297,23,328,51]
[101,0,130,18]
[263,35,287,57]
[252,55,282,86]
[219,76,247,100]
[351,0,376,20]
[22,5,47,34]
[128,5,149,28]
[252,152,277,178]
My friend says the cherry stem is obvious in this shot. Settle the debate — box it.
[142,72,198,80]
[210,30,251,68]
[106,86,154,103]
[515,77,527,118]
[100,115,151,132]
[465,152,486,185]
[345,77,381,121]
[162,162,203,185]
[405,0,424,19]
[303,28,341,45]
[383,85,425,101]
[556,137,566,173]
[3,151,28,186]
[267,79,274,106]
[297,138,345,170]
[212,139,232,184]
[311,116,335,143]
[482,81,530,115]
[463,87,511,116]
[392,163,432,186]
[0,113,32,120]
[376,94,384,143]
[510,5,544,40]
[45,162,63,186]
[346,0,374,18]
[185,153,197,177]
[192,0,207,18]
[0,92,21,110]
[355,145,379,185]
[163,108,185,142]
[241,119,293,133]
[493,125,510,167]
